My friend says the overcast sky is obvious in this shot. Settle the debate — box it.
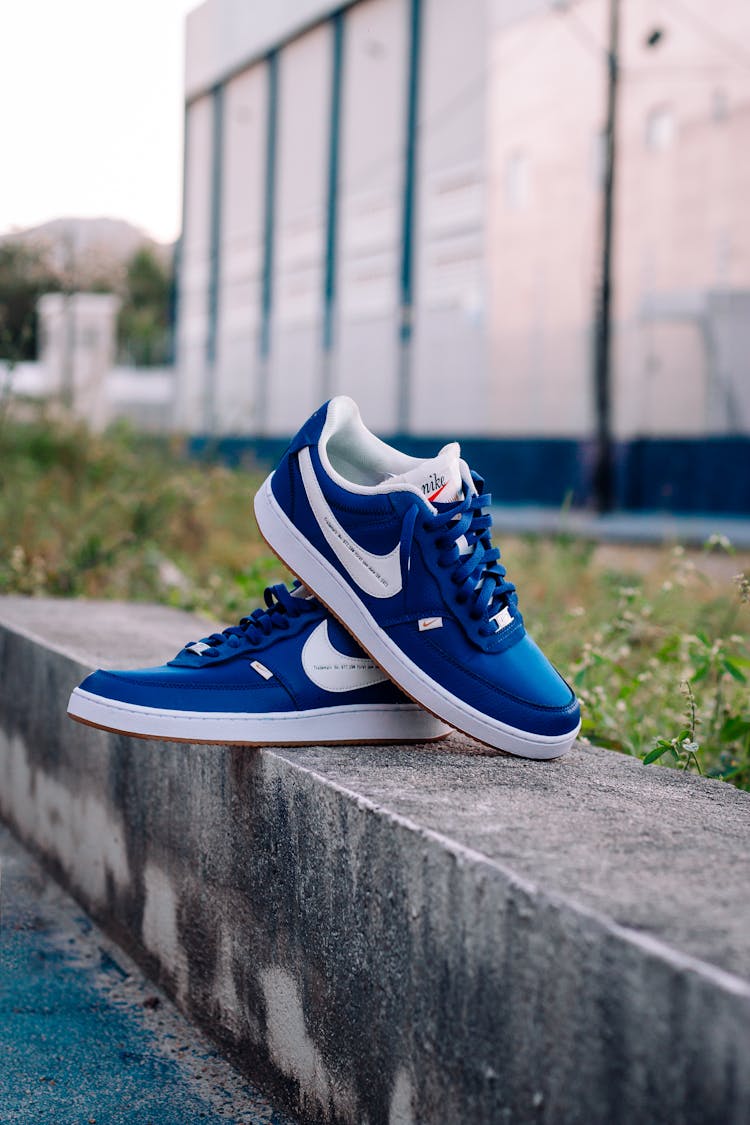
[0,0,198,243]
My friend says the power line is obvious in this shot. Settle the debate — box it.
[663,0,750,73]
[625,64,750,77]
[557,0,750,80]
[553,2,606,61]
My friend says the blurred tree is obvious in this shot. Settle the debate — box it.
[117,246,173,367]
[0,241,61,361]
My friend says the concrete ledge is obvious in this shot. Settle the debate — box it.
[1,595,749,1125]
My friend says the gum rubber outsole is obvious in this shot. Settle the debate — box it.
[253,473,581,760]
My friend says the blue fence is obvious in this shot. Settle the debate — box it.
[188,435,750,515]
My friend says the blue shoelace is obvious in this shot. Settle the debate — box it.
[403,480,518,637]
[183,582,318,657]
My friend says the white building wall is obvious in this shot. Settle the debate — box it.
[487,0,604,438]
[412,0,490,435]
[177,0,750,440]
[185,0,342,99]
[266,24,331,434]
[486,0,750,440]
[332,0,407,433]
[177,94,213,430]
[613,0,750,437]
[214,64,267,432]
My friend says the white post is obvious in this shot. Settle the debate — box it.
[37,292,120,429]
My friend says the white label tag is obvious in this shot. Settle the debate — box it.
[490,606,513,631]
[186,641,211,654]
[418,617,443,632]
[251,661,273,680]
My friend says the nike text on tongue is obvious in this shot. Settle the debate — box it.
[423,471,451,502]
[388,443,464,504]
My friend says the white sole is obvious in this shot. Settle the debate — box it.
[67,687,448,746]
[254,474,580,759]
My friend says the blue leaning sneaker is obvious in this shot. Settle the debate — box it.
[254,397,581,759]
[67,582,448,745]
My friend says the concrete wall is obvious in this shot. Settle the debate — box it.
[37,293,121,429]
[3,597,750,1124]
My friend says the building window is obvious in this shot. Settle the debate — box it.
[645,106,675,151]
[505,150,529,210]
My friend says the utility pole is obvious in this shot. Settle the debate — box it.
[592,0,620,512]
[397,0,422,434]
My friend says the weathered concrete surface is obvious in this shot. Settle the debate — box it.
[0,823,295,1124]
[1,595,750,1125]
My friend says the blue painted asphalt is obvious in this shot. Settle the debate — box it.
[0,825,296,1125]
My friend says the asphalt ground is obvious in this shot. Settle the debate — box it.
[0,823,296,1125]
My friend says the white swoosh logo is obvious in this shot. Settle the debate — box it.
[298,446,403,598]
[301,621,386,693]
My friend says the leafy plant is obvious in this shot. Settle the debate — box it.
[117,246,173,366]
[642,681,702,771]
[564,542,750,788]
[1,410,748,788]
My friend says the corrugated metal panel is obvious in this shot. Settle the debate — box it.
[266,24,331,433]
[186,0,350,100]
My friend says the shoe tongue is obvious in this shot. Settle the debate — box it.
[388,442,463,504]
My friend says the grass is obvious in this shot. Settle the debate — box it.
[1,407,748,788]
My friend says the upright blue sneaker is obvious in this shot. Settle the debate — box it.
[254,397,580,758]
[67,582,448,745]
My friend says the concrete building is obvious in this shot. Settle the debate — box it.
[176,0,750,511]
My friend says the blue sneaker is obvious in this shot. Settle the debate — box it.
[67,582,448,745]
[254,397,580,758]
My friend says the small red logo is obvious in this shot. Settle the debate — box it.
[428,481,448,502]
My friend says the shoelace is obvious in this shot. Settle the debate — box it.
[406,482,517,637]
[183,582,318,657]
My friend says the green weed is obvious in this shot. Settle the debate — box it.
[1,410,748,788]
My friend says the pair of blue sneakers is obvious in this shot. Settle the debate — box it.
[68,397,580,757]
